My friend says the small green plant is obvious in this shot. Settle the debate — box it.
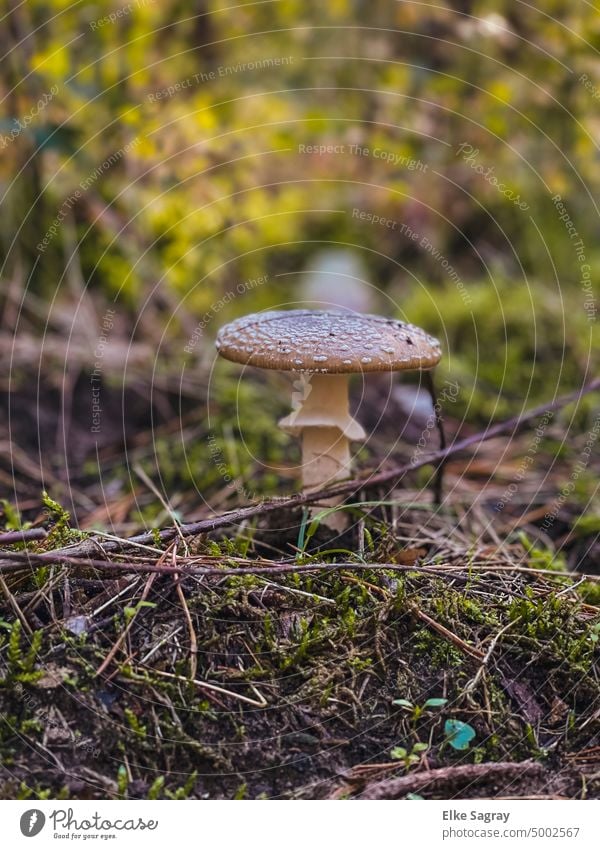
[2,620,43,684]
[517,532,566,572]
[116,765,129,798]
[166,771,198,800]
[390,741,429,769]
[233,782,248,800]
[41,490,83,546]
[392,696,448,721]
[147,776,165,799]
[444,719,476,751]
[588,622,600,645]
[0,499,25,531]
[123,601,157,622]
[124,708,147,738]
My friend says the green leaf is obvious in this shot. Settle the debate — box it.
[574,514,600,536]
[0,499,23,531]
[147,775,165,800]
[444,719,476,750]
[390,746,407,760]
[423,698,448,708]
[412,742,429,753]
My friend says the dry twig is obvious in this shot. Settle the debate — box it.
[354,760,547,799]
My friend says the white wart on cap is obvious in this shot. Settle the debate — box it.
[215,309,441,373]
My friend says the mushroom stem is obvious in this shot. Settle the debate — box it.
[300,425,353,491]
[279,373,365,530]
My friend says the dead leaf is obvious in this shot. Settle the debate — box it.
[548,696,569,725]
[34,664,72,689]
[394,548,427,565]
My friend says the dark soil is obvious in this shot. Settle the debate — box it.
[1,519,599,800]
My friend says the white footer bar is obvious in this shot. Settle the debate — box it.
[1,799,597,848]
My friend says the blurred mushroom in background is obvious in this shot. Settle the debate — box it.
[301,249,376,313]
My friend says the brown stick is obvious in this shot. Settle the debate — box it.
[412,605,485,660]
[356,760,546,799]
[0,528,47,544]
[174,575,198,680]
[2,377,599,563]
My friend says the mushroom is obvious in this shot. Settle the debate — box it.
[215,310,442,528]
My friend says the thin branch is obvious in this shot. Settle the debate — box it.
[0,528,47,544]
[0,552,596,587]
[140,668,267,708]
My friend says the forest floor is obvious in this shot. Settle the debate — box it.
[0,375,599,801]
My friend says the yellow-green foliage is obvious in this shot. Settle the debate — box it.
[1,2,597,412]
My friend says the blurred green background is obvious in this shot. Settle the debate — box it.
[1,0,598,519]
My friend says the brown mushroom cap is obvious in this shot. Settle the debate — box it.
[215,309,441,373]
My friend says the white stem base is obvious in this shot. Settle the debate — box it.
[301,426,352,491]
[279,374,366,533]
